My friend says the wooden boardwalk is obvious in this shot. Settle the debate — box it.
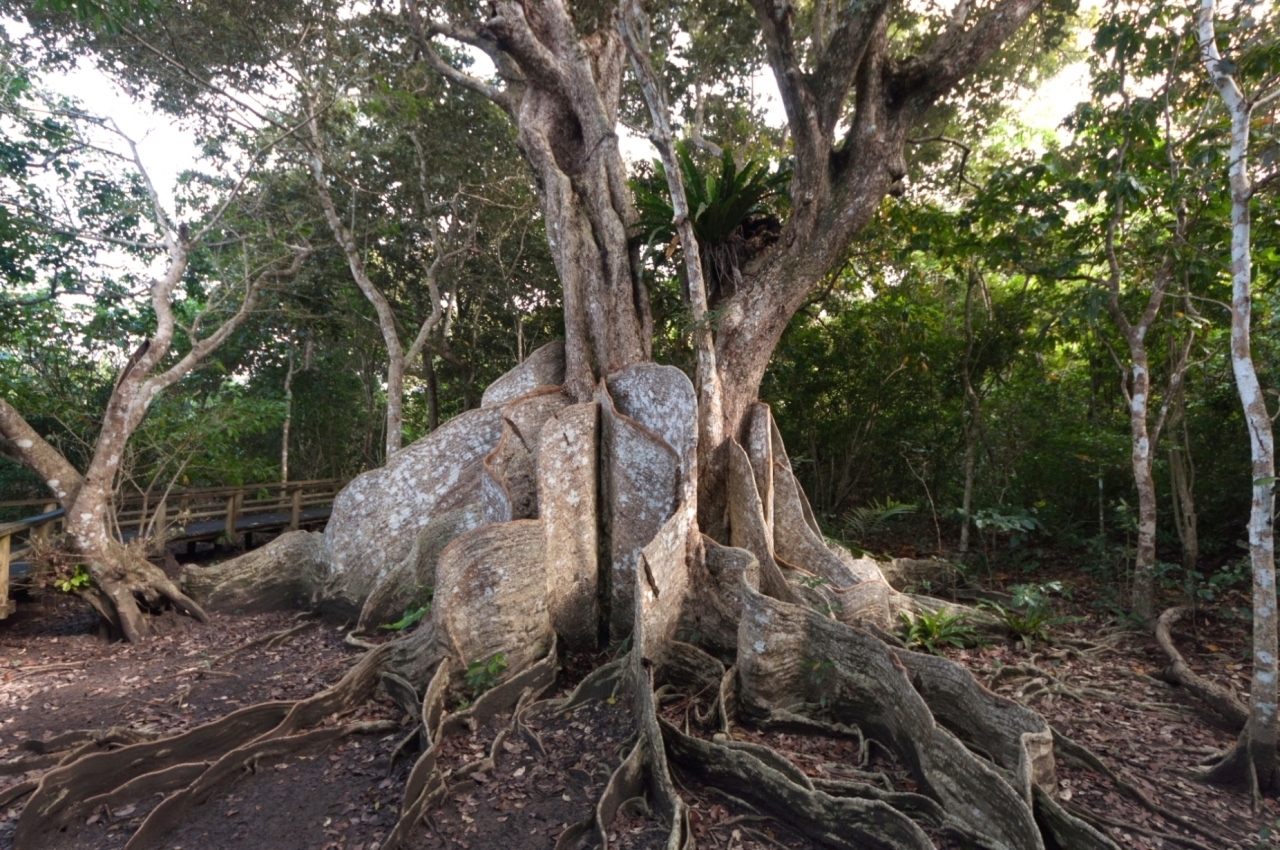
[0,479,346,619]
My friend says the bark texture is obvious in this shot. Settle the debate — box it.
[182,530,329,614]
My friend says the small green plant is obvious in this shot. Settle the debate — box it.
[971,507,1044,550]
[897,609,979,655]
[464,653,508,699]
[980,602,1056,650]
[1007,581,1071,609]
[842,498,917,541]
[1256,818,1280,849]
[53,565,90,593]
[379,585,433,631]
[380,606,428,631]
[981,582,1077,649]
[631,142,790,300]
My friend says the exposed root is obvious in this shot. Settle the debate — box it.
[1062,800,1216,850]
[125,719,398,849]
[988,659,1198,721]
[1199,725,1274,804]
[206,618,319,666]
[5,661,86,680]
[20,726,162,755]
[1052,730,1235,846]
[1154,606,1249,729]
[181,530,328,615]
[79,540,210,642]
[0,779,37,808]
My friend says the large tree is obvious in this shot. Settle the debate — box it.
[401,0,1056,496]
[0,3,1127,850]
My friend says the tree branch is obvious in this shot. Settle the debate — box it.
[402,0,517,116]
[749,0,825,176]
[619,0,724,456]
[810,0,890,136]
[144,245,312,396]
[0,399,84,504]
[891,0,1044,121]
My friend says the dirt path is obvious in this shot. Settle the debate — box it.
[0,588,1276,849]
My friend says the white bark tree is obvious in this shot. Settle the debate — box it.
[1197,0,1280,791]
[0,113,311,640]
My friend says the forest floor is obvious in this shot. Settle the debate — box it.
[0,553,1275,849]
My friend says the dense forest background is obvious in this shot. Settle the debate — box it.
[1,0,1276,616]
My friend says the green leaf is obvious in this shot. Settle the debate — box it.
[380,606,428,631]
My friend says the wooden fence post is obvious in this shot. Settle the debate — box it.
[290,486,302,530]
[0,533,13,619]
[33,503,56,548]
[225,494,238,540]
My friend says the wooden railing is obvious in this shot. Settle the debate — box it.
[0,507,60,619]
[0,479,346,620]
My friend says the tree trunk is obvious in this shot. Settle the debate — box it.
[1168,414,1199,576]
[959,268,984,559]
[402,0,1044,524]
[469,2,652,401]
[281,346,296,484]
[619,0,728,538]
[1198,0,1278,790]
[1123,346,1158,623]
[424,354,440,432]
[0,227,305,639]
[305,95,464,460]
[2,388,209,643]
[1168,449,1198,571]
[63,507,206,643]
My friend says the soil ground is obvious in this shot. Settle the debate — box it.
[0,547,1277,849]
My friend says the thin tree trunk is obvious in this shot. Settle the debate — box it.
[1198,1,1278,788]
[958,268,983,559]
[1168,362,1199,576]
[619,0,727,535]
[1123,344,1158,622]
[1099,88,1180,621]
[305,97,467,460]
[424,355,439,433]
[1168,447,1197,570]
[281,346,296,485]
[305,103,406,459]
